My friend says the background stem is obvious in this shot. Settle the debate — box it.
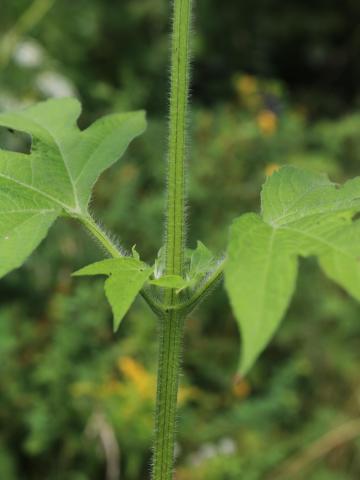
[0,0,56,69]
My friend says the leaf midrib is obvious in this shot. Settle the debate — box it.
[0,208,56,215]
[268,192,360,228]
[25,114,80,211]
[1,209,57,240]
[250,227,276,348]
[0,172,76,214]
[282,225,355,260]
[74,117,130,185]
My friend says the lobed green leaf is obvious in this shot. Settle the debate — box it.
[225,166,360,374]
[0,98,146,278]
[74,257,153,331]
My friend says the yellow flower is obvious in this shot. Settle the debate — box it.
[236,74,257,96]
[257,110,278,135]
[232,375,251,399]
[118,356,155,398]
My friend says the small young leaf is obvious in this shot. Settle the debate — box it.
[131,245,140,260]
[73,257,153,331]
[189,241,215,279]
[150,242,216,294]
[225,166,360,374]
[154,246,166,279]
[149,274,190,290]
[0,98,146,278]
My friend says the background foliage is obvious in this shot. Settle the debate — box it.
[0,0,360,478]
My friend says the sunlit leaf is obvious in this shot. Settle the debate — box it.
[0,98,146,277]
[225,166,360,374]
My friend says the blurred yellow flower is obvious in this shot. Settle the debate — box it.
[118,356,198,404]
[233,375,251,399]
[72,357,198,406]
[236,74,257,96]
[118,356,155,398]
[119,163,138,182]
[257,110,278,135]
[265,163,280,177]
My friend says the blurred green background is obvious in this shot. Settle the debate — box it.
[1,0,360,479]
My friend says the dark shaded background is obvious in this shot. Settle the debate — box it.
[0,0,360,479]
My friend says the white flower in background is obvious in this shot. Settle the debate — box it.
[218,437,236,455]
[174,442,182,459]
[189,442,217,466]
[188,437,237,466]
[36,71,77,98]
[13,40,44,68]
[0,92,28,111]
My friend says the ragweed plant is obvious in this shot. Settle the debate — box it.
[1,0,360,478]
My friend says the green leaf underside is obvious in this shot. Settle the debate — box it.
[151,241,217,292]
[73,257,153,331]
[225,166,360,374]
[188,240,216,280]
[0,98,146,278]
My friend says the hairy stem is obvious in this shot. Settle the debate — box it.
[165,0,192,277]
[153,0,192,478]
[78,214,163,314]
[79,215,122,259]
[152,311,185,480]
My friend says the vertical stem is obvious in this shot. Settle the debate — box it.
[152,311,185,480]
[0,0,56,69]
[165,0,192,277]
[152,0,192,478]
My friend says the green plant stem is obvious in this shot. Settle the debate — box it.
[152,311,185,480]
[79,215,122,259]
[81,3,195,477]
[152,0,192,477]
[0,0,56,68]
[78,214,163,314]
[165,0,192,277]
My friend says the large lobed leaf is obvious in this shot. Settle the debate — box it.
[225,166,360,374]
[0,98,146,278]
